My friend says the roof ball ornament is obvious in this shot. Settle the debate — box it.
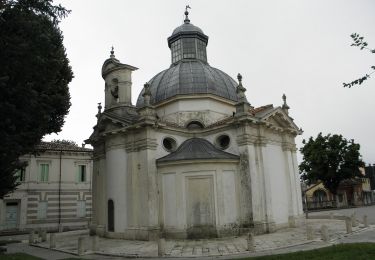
[184,5,191,24]
[282,93,290,113]
[142,82,152,106]
[236,73,247,100]
[110,46,115,58]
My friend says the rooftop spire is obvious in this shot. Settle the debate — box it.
[184,5,191,24]
[110,46,115,58]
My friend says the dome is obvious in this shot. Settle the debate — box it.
[136,60,239,106]
[171,23,204,36]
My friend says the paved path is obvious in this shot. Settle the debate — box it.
[309,204,375,224]
[3,209,375,259]
[26,218,365,258]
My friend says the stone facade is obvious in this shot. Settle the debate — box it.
[0,142,93,232]
[88,10,303,240]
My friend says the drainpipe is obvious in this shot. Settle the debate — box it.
[58,150,62,232]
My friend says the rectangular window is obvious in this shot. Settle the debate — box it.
[77,165,86,182]
[16,167,26,182]
[39,164,49,182]
[77,200,86,217]
[37,201,48,219]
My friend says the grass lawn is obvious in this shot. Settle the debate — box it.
[244,243,375,260]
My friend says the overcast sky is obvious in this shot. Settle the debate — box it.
[47,0,375,163]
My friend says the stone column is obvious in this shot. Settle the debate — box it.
[363,215,368,228]
[29,231,36,244]
[306,226,314,240]
[246,233,255,251]
[92,236,98,252]
[345,218,352,233]
[320,225,329,242]
[157,238,165,256]
[78,237,85,256]
[41,230,47,242]
[49,233,56,248]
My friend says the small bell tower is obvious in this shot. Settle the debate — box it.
[101,47,138,109]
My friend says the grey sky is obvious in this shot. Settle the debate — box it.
[47,0,375,163]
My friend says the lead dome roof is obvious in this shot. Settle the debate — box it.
[136,10,239,107]
[136,60,238,106]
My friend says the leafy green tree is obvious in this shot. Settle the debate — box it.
[0,0,73,198]
[343,33,375,88]
[299,133,363,195]
[51,139,78,147]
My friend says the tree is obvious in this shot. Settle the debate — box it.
[0,0,73,198]
[299,133,363,195]
[343,33,375,88]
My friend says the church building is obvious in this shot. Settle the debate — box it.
[88,9,303,240]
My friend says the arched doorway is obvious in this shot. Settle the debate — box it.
[108,199,114,232]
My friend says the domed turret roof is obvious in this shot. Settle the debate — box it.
[136,8,239,107]
[136,60,238,106]
[172,22,204,35]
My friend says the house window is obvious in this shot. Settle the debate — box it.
[77,200,86,218]
[77,165,86,182]
[16,167,26,182]
[39,164,49,182]
[38,201,48,219]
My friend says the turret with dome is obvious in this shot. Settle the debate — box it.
[88,7,303,240]
[137,7,238,108]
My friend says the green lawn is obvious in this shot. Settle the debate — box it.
[244,243,375,260]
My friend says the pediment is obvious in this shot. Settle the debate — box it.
[260,107,301,134]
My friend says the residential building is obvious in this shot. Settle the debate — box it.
[0,141,93,232]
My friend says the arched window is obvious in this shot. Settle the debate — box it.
[108,199,114,232]
[186,121,204,129]
[313,189,327,203]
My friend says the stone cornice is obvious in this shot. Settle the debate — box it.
[125,138,158,152]
[154,94,236,108]
[157,158,239,167]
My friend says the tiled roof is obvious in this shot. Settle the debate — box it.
[36,142,92,152]
[250,104,274,116]
[157,138,239,163]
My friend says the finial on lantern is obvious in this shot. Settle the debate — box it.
[184,5,191,24]
[110,46,115,58]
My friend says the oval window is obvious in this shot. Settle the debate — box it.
[186,121,204,129]
[162,137,177,152]
[216,134,230,150]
